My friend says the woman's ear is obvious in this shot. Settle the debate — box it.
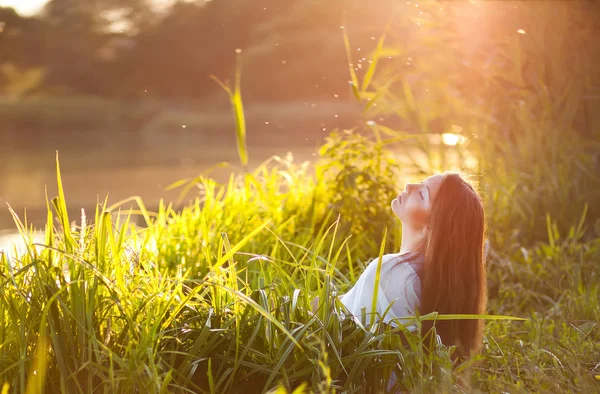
[422,225,430,237]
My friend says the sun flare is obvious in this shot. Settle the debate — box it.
[0,0,47,16]
[441,133,466,146]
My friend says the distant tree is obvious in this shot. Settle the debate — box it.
[38,0,155,94]
[0,63,45,98]
[43,0,154,33]
[111,0,299,98]
[111,0,358,100]
[0,7,47,66]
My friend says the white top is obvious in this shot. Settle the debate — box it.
[340,252,422,329]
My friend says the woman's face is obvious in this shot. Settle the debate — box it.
[391,174,445,230]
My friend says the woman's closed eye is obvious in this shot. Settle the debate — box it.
[420,191,424,200]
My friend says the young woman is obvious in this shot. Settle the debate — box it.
[339,172,487,359]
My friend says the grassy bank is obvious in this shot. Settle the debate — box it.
[2,1,600,390]
[1,125,599,392]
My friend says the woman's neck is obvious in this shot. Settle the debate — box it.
[399,225,426,254]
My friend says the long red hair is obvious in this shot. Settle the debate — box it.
[416,173,487,359]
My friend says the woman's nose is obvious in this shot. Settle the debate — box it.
[406,183,418,192]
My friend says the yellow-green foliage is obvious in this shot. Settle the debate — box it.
[2,2,599,393]
[1,127,598,392]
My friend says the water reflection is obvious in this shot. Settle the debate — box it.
[0,130,478,250]
[0,230,45,262]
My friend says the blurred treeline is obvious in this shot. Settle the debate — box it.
[0,0,370,101]
[1,0,599,153]
[0,0,596,109]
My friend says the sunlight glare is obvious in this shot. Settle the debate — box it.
[442,133,466,146]
[0,0,47,16]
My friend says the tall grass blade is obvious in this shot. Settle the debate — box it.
[370,228,387,327]
[211,51,248,169]
[361,15,395,93]
[52,152,76,253]
[25,333,47,394]
[342,21,361,100]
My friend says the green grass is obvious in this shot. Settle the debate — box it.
[2,2,600,392]
[1,128,598,392]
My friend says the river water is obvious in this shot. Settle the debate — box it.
[0,135,474,258]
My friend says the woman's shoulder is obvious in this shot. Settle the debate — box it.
[364,253,402,268]
[365,252,422,277]
[382,256,422,299]
[373,252,403,261]
[384,251,422,266]
[386,258,420,275]
[384,254,422,283]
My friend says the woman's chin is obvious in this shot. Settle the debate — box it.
[391,200,402,219]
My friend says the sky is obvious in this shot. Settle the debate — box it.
[0,0,47,16]
[0,0,181,16]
